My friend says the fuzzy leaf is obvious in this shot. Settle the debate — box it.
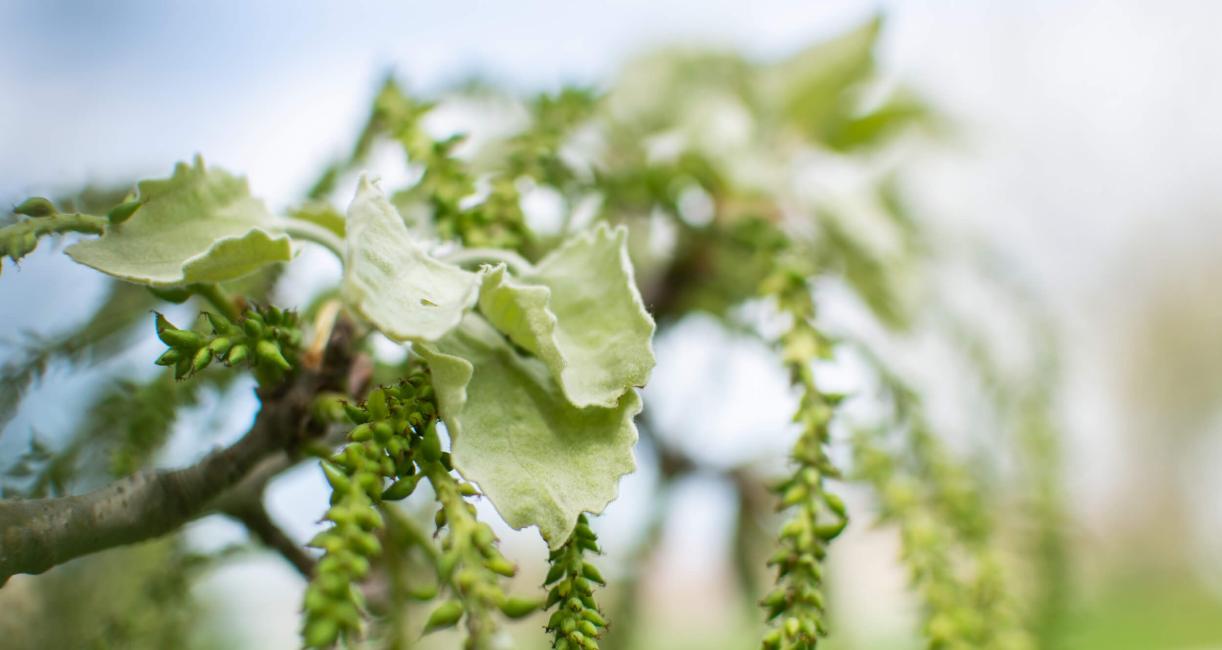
[417,314,640,548]
[341,176,480,341]
[478,224,655,408]
[66,157,291,287]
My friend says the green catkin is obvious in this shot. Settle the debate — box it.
[544,514,609,650]
[303,374,433,648]
[305,370,536,650]
[760,267,847,650]
[425,457,533,650]
[853,425,1033,650]
[151,305,300,385]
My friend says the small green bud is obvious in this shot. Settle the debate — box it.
[423,600,464,633]
[420,422,442,462]
[192,346,213,372]
[437,551,459,580]
[226,344,249,365]
[815,520,847,541]
[203,311,232,334]
[380,474,420,501]
[351,531,381,557]
[342,402,368,424]
[208,337,231,354]
[324,505,354,527]
[320,461,351,492]
[302,585,330,613]
[242,317,264,338]
[372,421,394,443]
[581,562,606,585]
[486,556,517,578]
[256,339,291,371]
[824,491,847,518]
[498,596,543,619]
[106,200,141,225]
[164,329,203,349]
[366,388,389,421]
[458,482,479,497]
[354,507,384,530]
[302,617,339,648]
[349,423,373,442]
[581,609,607,627]
[154,312,174,335]
[13,197,55,217]
[155,349,180,366]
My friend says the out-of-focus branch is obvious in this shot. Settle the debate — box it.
[0,319,359,585]
[224,501,315,578]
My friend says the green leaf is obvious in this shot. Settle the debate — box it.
[417,314,640,548]
[767,15,881,143]
[341,176,480,341]
[478,224,655,408]
[65,157,292,287]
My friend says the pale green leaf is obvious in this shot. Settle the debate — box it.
[478,224,655,408]
[765,15,881,142]
[417,314,641,548]
[66,157,292,287]
[341,176,480,341]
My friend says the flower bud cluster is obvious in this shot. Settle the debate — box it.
[760,268,848,650]
[543,514,608,650]
[153,306,300,385]
[302,373,435,647]
[854,430,1032,650]
[424,458,542,649]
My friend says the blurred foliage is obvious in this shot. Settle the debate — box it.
[0,538,230,650]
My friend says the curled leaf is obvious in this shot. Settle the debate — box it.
[417,314,640,548]
[479,223,655,408]
[66,157,292,286]
[341,176,480,341]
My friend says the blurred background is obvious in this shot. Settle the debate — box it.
[2,1,1222,648]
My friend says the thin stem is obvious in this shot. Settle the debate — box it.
[439,248,533,275]
[279,217,345,260]
[190,283,240,322]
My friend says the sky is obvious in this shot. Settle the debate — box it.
[4,0,1222,646]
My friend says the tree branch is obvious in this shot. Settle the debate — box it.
[224,501,316,578]
[0,319,358,584]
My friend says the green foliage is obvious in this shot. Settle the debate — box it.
[0,15,1076,650]
[65,156,292,287]
[341,176,481,342]
[418,314,641,547]
[0,538,226,650]
[0,280,155,428]
[478,223,656,408]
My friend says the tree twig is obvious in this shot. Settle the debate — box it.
[224,501,316,578]
[0,318,357,585]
